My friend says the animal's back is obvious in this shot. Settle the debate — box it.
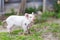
[6,15,25,26]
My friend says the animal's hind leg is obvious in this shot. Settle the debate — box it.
[6,24,13,38]
[7,24,13,33]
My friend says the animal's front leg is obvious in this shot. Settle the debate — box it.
[22,26,29,35]
[27,26,30,34]
[24,27,30,34]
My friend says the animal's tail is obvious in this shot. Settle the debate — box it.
[2,20,6,28]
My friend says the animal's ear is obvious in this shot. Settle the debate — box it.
[32,12,34,15]
[32,12,36,16]
[25,13,29,18]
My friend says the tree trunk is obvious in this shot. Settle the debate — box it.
[17,0,27,15]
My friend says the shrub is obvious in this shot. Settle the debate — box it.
[37,11,55,23]
[42,11,55,17]
[34,13,47,23]
[56,11,60,18]
[53,0,60,13]
[53,0,60,18]
[25,7,37,14]
[34,11,55,23]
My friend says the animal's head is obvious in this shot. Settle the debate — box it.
[25,12,36,22]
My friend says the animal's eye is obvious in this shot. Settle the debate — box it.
[25,23,26,25]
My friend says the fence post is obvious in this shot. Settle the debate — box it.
[0,0,4,15]
[43,0,46,13]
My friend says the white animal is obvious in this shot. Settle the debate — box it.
[2,12,35,33]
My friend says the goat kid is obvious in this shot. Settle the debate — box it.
[2,12,35,34]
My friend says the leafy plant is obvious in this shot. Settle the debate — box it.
[53,0,60,18]
[42,11,55,17]
[53,0,60,13]
[39,11,55,23]
[25,7,37,14]
[56,11,60,18]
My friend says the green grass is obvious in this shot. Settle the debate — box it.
[11,29,23,35]
[0,23,60,40]
[0,32,43,40]
[0,32,11,40]
[0,21,2,25]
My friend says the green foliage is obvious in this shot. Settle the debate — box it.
[0,21,2,25]
[11,30,23,34]
[0,22,1,25]
[42,11,55,17]
[35,15,47,23]
[34,11,55,23]
[56,11,60,18]
[50,23,60,33]
[15,34,43,40]
[32,22,60,33]
[0,23,60,40]
[25,7,37,14]
[53,0,60,18]
[37,11,55,23]
[0,32,11,40]
[37,6,43,11]
[40,16,48,23]
[0,31,43,40]
[11,8,15,14]
[53,0,60,13]
[25,6,43,14]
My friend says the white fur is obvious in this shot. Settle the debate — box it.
[4,13,35,33]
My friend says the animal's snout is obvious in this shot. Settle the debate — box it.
[33,18,36,21]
